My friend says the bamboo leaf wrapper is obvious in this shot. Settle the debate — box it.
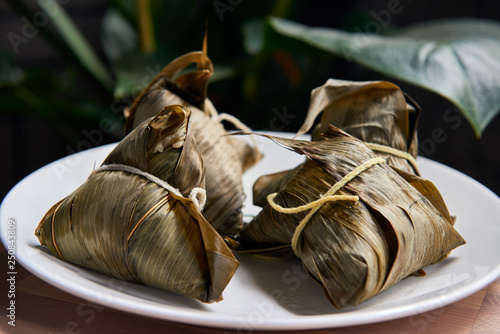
[252,79,421,208]
[124,42,261,236]
[35,105,239,303]
[235,126,465,308]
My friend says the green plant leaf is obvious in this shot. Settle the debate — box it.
[101,8,138,63]
[265,17,500,137]
[108,0,137,29]
[243,20,265,56]
[0,67,123,141]
[0,54,24,87]
[37,0,115,93]
[112,50,172,98]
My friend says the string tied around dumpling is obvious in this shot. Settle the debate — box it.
[90,164,207,212]
[364,142,419,173]
[266,157,386,257]
[188,187,207,212]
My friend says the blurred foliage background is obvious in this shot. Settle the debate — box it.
[1,0,500,201]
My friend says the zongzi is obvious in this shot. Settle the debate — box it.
[124,37,261,236]
[297,79,421,174]
[35,105,239,303]
[252,79,421,207]
[233,126,465,308]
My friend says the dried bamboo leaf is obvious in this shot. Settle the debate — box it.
[391,167,454,224]
[123,44,261,236]
[35,105,238,303]
[252,166,300,207]
[235,126,464,308]
[297,79,421,174]
[252,79,421,208]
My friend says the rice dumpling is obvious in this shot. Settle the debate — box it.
[234,126,465,308]
[252,79,421,207]
[297,79,421,174]
[35,105,239,303]
[124,37,261,236]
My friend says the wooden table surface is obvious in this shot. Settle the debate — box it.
[1,241,499,334]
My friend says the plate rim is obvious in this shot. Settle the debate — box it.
[1,135,500,330]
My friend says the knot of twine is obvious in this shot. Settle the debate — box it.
[267,157,386,257]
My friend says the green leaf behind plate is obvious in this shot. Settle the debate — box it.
[265,17,500,137]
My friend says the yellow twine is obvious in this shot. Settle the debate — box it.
[267,193,359,214]
[365,142,419,173]
[267,157,386,257]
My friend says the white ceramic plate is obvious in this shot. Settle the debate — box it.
[2,132,500,331]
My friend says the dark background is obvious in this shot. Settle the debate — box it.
[1,0,499,204]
